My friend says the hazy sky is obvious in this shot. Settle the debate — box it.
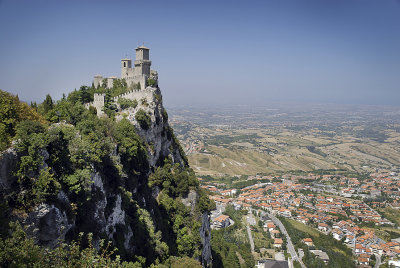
[0,0,399,106]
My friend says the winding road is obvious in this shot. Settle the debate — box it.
[268,214,306,268]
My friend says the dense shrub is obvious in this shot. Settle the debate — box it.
[118,98,138,110]
[148,158,198,197]
[135,109,151,130]
[114,118,149,173]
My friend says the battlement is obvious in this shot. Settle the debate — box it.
[87,46,159,116]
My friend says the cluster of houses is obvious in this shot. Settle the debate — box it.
[262,221,283,248]
[201,171,400,266]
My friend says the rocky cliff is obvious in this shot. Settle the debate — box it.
[0,86,213,267]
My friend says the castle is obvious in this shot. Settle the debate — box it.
[85,46,159,116]
[93,45,158,90]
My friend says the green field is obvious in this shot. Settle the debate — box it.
[286,219,320,237]
[378,208,400,226]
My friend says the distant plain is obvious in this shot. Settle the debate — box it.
[168,104,400,176]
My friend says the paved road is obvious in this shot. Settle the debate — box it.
[246,224,255,253]
[374,253,381,268]
[269,214,306,268]
[247,210,256,226]
[246,210,256,252]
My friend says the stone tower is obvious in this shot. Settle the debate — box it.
[93,74,103,88]
[121,59,132,80]
[134,46,151,76]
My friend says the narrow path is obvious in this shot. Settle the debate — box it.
[268,214,306,268]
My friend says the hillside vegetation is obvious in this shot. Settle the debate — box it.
[0,87,214,267]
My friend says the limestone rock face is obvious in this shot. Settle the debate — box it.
[115,87,184,167]
[200,212,212,267]
[25,203,73,248]
[0,147,17,191]
[182,190,198,213]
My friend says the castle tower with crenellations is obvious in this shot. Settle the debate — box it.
[93,45,157,90]
[87,46,159,115]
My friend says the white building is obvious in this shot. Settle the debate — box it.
[389,260,400,268]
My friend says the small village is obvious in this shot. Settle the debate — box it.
[202,172,400,267]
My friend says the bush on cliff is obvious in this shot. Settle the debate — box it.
[135,109,151,130]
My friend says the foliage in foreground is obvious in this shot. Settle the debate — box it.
[0,222,202,268]
[0,222,139,268]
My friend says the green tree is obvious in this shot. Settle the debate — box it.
[147,78,156,87]
[42,94,54,114]
[0,90,44,151]
[118,98,138,110]
[114,118,148,173]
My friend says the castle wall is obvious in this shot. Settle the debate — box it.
[125,74,147,89]
[113,87,155,104]
[85,88,156,116]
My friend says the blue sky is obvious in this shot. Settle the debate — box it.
[0,0,399,106]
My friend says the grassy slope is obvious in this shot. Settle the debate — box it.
[286,219,320,237]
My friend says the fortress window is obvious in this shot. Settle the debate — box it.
[124,62,126,67]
